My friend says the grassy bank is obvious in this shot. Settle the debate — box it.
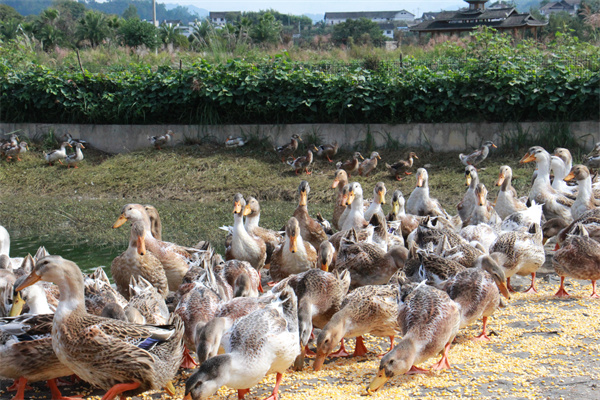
[0,142,541,256]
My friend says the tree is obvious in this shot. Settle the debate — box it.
[122,4,138,20]
[0,4,23,21]
[159,22,188,48]
[250,12,282,45]
[188,18,213,48]
[76,10,110,47]
[118,18,158,48]
[331,18,386,46]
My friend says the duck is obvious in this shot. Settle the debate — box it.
[490,223,545,293]
[463,183,501,227]
[283,268,351,370]
[439,254,510,341]
[144,204,163,241]
[495,165,527,220]
[16,255,185,400]
[341,182,369,231]
[0,313,76,400]
[564,165,597,220]
[4,142,28,162]
[243,197,283,265]
[520,146,573,222]
[500,201,544,233]
[275,134,301,163]
[385,152,418,181]
[268,217,317,282]
[213,259,261,298]
[65,142,85,168]
[406,168,447,217]
[459,141,496,166]
[358,151,381,177]
[457,165,480,223]
[111,220,169,300]
[83,267,129,316]
[387,190,421,240]
[185,286,299,400]
[0,133,19,156]
[336,152,364,177]
[556,208,600,246]
[331,169,350,230]
[224,194,267,271]
[126,276,170,325]
[225,136,246,148]
[553,225,600,298]
[148,130,174,150]
[113,204,191,291]
[313,284,401,371]
[61,132,88,147]
[288,149,313,175]
[367,282,461,393]
[313,141,339,162]
[318,240,336,272]
[335,229,408,289]
[583,142,600,169]
[364,182,387,222]
[551,155,577,197]
[44,142,72,166]
[404,250,466,284]
[293,181,328,250]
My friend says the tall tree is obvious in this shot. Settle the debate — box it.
[250,12,282,45]
[76,10,109,47]
[122,4,138,20]
[331,18,386,46]
[118,17,158,48]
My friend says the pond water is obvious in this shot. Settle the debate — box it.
[10,235,122,278]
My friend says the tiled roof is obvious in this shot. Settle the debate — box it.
[325,11,414,20]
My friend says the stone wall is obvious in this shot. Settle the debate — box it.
[1,121,597,154]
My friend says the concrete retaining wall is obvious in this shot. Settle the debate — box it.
[1,121,598,154]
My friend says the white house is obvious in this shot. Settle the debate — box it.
[324,10,415,25]
[539,0,581,16]
[209,11,241,26]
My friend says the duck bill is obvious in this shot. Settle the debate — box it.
[563,171,575,182]
[519,152,536,164]
[413,154,419,159]
[376,154,381,160]
[477,192,486,206]
[359,154,365,160]
[378,190,386,205]
[416,175,424,188]
[320,262,329,272]
[340,194,348,207]
[183,394,192,400]
[289,235,298,253]
[243,204,252,216]
[16,271,41,291]
[392,201,400,215]
[465,174,472,187]
[299,190,308,207]
[542,236,549,245]
[313,352,326,371]
[9,292,26,317]
[233,201,242,214]
[496,281,511,300]
[164,382,176,396]
[137,235,146,256]
[347,191,355,205]
[495,173,505,186]
[112,214,128,229]
[331,179,340,188]
[491,143,497,148]
[367,369,389,394]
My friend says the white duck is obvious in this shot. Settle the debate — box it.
[341,182,369,231]
[184,286,299,400]
[494,165,527,220]
[225,194,267,271]
[44,142,72,165]
[406,168,447,217]
[65,142,85,168]
[565,165,597,220]
[457,165,479,223]
[364,182,387,222]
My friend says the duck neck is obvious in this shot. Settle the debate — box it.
[576,175,593,203]
[244,213,260,231]
[533,156,553,190]
[233,213,255,246]
[75,147,83,158]
[500,174,512,193]
[54,270,87,322]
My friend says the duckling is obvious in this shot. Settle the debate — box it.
[439,254,510,341]
[225,194,267,271]
[313,141,339,162]
[65,142,85,168]
[564,165,597,220]
[495,165,527,220]
[243,197,283,265]
[185,286,299,400]
[111,220,168,300]
[359,151,381,177]
[331,169,350,230]
[4,142,28,161]
[17,255,185,400]
[367,283,460,393]
[490,223,545,293]
[553,226,600,298]
[406,168,447,217]
[336,152,364,177]
[293,181,328,250]
[385,152,418,181]
[313,284,401,371]
[457,165,480,223]
[44,142,72,166]
[269,217,317,282]
[341,182,369,231]
[148,130,174,150]
[275,134,301,163]
[459,141,496,166]
[364,182,387,223]
[288,149,313,175]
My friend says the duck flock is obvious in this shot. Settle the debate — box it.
[0,135,600,400]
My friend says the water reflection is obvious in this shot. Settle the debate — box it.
[10,235,121,278]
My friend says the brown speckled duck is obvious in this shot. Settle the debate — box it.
[495,165,527,220]
[293,181,329,250]
[243,197,283,265]
[269,217,317,282]
[336,152,364,177]
[331,169,350,230]
[385,152,418,181]
[313,141,339,162]
[359,151,381,177]
[275,134,301,163]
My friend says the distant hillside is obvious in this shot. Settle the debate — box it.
[304,13,324,23]
[165,3,208,18]
[514,0,543,12]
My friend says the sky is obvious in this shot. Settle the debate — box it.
[169,0,469,17]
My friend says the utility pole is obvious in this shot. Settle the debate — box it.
[153,0,157,26]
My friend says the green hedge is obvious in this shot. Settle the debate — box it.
[1,54,598,125]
